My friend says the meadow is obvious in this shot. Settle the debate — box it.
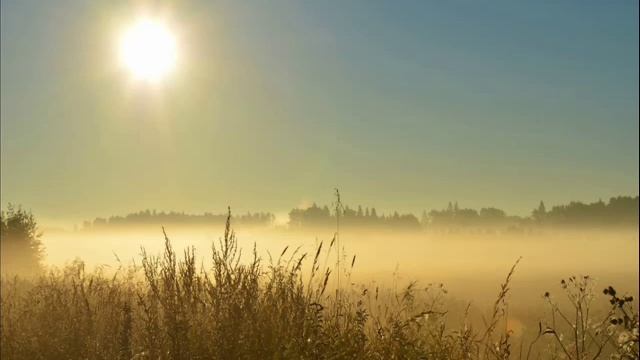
[1,212,638,359]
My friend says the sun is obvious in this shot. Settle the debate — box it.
[119,18,177,82]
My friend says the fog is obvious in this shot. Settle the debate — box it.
[42,226,639,307]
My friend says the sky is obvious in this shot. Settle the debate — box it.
[1,0,638,226]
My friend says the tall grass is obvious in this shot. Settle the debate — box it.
[1,211,637,359]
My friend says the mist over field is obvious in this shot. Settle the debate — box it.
[20,213,635,356]
[39,196,638,300]
[42,224,639,301]
[19,198,633,356]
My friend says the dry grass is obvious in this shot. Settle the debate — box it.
[1,212,637,360]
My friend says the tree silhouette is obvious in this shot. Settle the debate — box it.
[539,196,638,227]
[0,205,44,275]
[532,201,547,222]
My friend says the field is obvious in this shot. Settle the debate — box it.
[2,214,638,360]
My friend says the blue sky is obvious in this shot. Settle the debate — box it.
[1,0,638,224]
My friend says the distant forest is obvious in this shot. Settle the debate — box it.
[82,196,638,231]
[84,211,275,230]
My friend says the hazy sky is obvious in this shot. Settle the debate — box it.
[1,0,638,225]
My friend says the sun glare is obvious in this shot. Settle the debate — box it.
[119,18,177,82]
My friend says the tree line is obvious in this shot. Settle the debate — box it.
[79,195,638,231]
[83,210,275,230]
[426,196,638,230]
